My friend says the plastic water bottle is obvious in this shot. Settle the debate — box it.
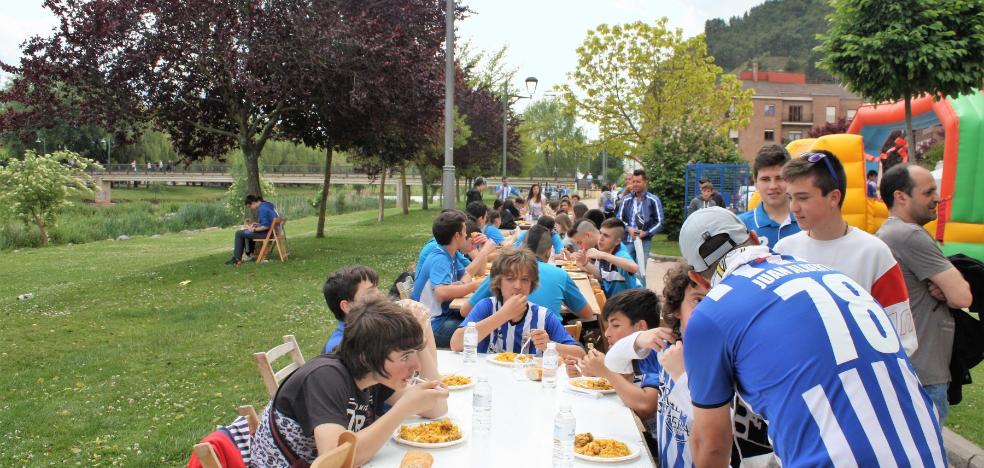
[463,322,478,364]
[552,403,576,467]
[473,376,492,435]
[542,342,559,389]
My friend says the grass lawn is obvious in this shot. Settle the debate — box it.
[0,207,436,465]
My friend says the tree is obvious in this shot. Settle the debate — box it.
[518,99,587,178]
[280,0,448,232]
[817,0,984,154]
[561,19,753,162]
[0,150,100,245]
[642,122,742,240]
[807,117,851,137]
[1,0,363,199]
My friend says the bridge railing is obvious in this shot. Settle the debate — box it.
[88,164,424,176]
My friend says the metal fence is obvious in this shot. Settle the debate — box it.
[88,163,420,176]
[683,163,753,216]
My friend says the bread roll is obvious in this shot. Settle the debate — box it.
[400,451,434,468]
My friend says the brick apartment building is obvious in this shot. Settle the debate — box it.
[733,67,863,160]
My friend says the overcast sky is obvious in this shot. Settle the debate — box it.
[1,0,765,111]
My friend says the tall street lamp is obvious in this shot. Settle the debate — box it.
[35,137,46,155]
[441,0,456,210]
[501,76,538,179]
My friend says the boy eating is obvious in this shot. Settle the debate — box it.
[571,218,640,297]
[450,248,584,358]
[322,266,380,353]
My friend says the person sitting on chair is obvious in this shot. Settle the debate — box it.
[226,195,277,265]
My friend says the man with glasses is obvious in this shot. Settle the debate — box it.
[615,169,664,270]
[773,150,918,356]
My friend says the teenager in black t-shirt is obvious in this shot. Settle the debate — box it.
[250,295,448,467]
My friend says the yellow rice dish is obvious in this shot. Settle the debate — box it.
[493,352,531,363]
[441,374,472,387]
[572,377,614,390]
[574,432,630,457]
[398,419,462,444]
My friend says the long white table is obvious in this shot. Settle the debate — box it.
[364,351,656,467]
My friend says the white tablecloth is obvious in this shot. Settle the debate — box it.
[364,350,656,467]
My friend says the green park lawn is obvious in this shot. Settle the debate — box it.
[0,202,978,465]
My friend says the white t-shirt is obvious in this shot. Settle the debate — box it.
[774,227,918,355]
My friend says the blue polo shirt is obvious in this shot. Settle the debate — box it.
[737,203,800,249]
[597,244,641,298]
[513,230,564,254]
[412,245,466,328]
[256,201,278,229]
[322,322,345,354]
[466,260,589,318]
[459,297,577,354]
[483,224,505,245]
[415,238,470,279]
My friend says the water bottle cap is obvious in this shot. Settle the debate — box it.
[547,342,557,349]
[559,403,572,412]
[478,376,488,382]
[467,322,476,326]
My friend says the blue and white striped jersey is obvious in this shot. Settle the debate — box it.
[684,248,946,467]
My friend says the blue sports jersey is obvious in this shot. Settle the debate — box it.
[322,322,345,354]
[513,230,564,254]
[414,238,470,279]
[459,297,577,354]
[645,353,693,468]
[597,244,641,298]
[483,224,505,245]
[412,246,466,327]
[684,249,945,467]
[466,260,589,318]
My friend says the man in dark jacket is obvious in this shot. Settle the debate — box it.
[615,169,664,267]
[466,177,486,205]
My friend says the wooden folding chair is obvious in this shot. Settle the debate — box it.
[238,405,259,434]
[564,321,583,342]
[191,443,222,468]
[311,431,358,468]
[256,217,289,263]
[396,276,414,300]
[190,405,257,468]
[254,335,306,398]
[593,291,610,352]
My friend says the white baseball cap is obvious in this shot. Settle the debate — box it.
[679,207,750,272]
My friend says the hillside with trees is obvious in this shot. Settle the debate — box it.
[705,0,834,82]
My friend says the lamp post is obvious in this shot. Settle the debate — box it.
[35,137,46,155]
[501,76,538,179]
[441,0,456,209]
[101,138,112,167]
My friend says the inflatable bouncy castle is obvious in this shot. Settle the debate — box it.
[848,93,984,261]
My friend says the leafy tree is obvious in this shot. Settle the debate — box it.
[0,150,100,245]
[280,0,448,232]
[642,123,742,240]
[518,99,587,179]
[817,0,984,153]
[807,117,851,137]
[561,19,752,163]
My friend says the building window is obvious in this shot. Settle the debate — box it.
[847,109,857,121]
[789,105,803,122]
[788,131,802,141]
[764,104,775,116]
[729,129,739,145]
[764,129,775,141]
[826,106,836,123]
